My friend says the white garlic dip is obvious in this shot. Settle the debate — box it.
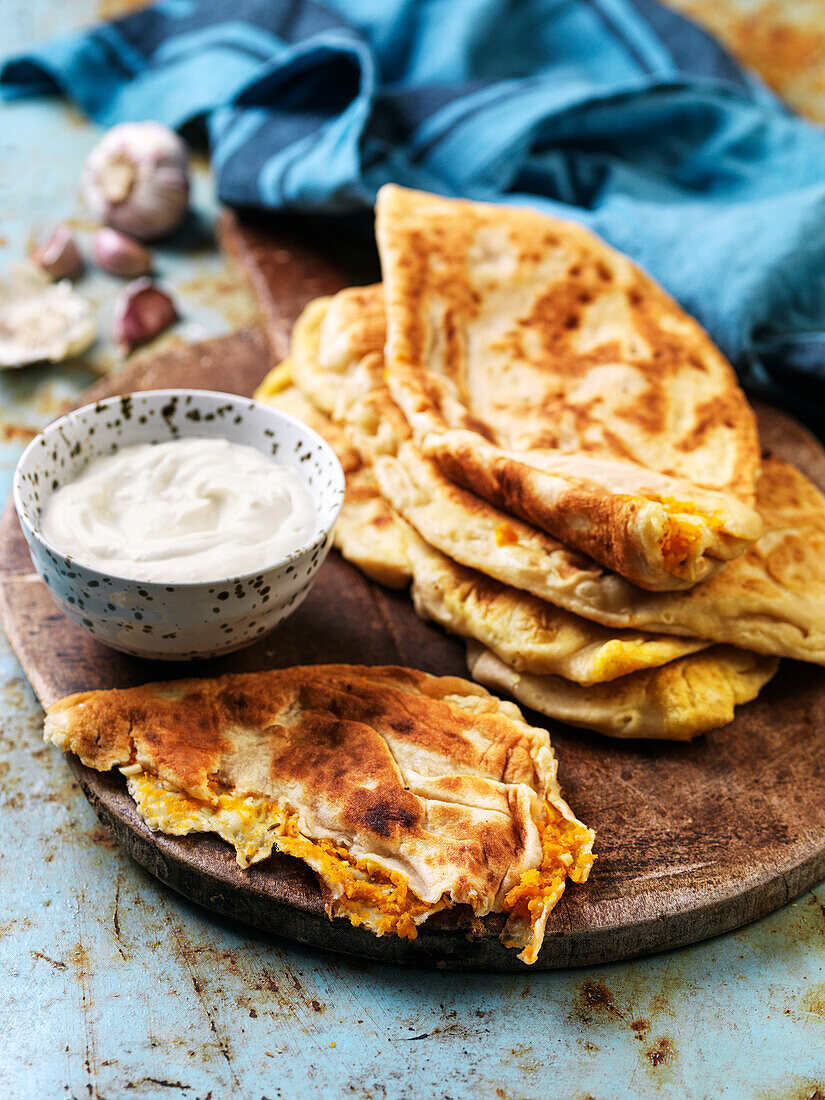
[40,437,319,582]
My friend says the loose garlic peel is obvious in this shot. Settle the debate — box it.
[0,269,96,368]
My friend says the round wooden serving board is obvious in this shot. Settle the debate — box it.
[4,306,825,972]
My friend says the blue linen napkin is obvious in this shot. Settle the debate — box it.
[4,0,825,423]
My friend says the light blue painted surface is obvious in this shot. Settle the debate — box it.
[1,3,825,1098]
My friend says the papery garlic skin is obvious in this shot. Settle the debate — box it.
[30,226,84,280]
[113,277,178,353]
[93,228,153,277]
[83,122,190,241]
[0,275,97,368]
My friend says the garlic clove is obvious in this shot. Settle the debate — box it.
[93,227,153,278]
[113,278,178,353]
[0,272,96,368]
[30,226,84,280]
[83,121,190,241]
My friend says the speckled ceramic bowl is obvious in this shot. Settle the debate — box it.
[13,389,345,660]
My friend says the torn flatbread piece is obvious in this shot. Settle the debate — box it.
[467,643,779,741]
[375,185,762,589]
[45,666,595,964]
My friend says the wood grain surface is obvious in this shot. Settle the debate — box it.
[2,217,825,970]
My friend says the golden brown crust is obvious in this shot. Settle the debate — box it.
[407,535,709,683]
[425,431,761,590]
[291,286,386,416]
[256,308,732,680]
[45,665,591,916]
[376,184,759,501]
[375,185,761,587]
[427,436,656,587]
[378,443,825,665]
[257,378,412,588]
[467,644,779,741]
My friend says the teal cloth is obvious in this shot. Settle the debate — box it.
[4,0,825,422]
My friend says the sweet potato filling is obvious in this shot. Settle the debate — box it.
[495,521,520,547]
[128,770,430,939]
[126,771,592,960]
[501,801,596,963]
[659,517,701,572]
[651,497,723,574]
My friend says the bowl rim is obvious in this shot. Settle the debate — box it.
[13,387,346,589]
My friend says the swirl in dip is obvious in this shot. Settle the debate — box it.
[40,437,319,582]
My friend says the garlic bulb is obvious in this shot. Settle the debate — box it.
[113,278,178,353]
[0,270,96,368]
[30,226,84,280]
[93,228,153,277]
[83,122,190,241]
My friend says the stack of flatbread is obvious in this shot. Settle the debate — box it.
[257,185,825,740]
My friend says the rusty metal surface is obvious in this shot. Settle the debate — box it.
[2,1,825,1097]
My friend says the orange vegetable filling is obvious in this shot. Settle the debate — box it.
[272,814,431,940]
[501,801,596,959]
[659,518,699,572]
[129,774,431,940]
[128,774,592,953]
[648,496,724,575]
[495,521,520,547]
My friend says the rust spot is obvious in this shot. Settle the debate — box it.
[1,424,37,444]
[311,999,324,1013]
[579,980,621,1016]
[758,1083,825,1100]
[88,825,118,850]
[646,1037,676,1068]
[30,950,68,970]
[631,1018,650,1039]
[175,267,259,331]
[123,1078,192,1092]
[801,985,825,1022]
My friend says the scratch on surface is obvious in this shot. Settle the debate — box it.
[124,1079,192,1093]
[398,1023,463,1042]
[68,938,99,1096]
[112,875,127,961]
[628,862,714,883]
[30,950,68,970]
[164,912,248,1098]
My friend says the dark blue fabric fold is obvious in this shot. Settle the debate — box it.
[4,0,825,423]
